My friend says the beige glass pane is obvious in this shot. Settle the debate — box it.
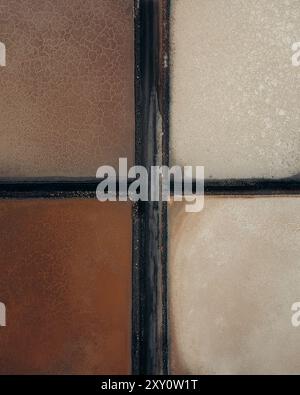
[0,200,131,374]
[171,0,300,179]
[0,0,134,177]
[170,197,300,374]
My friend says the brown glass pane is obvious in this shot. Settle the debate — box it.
[170,197,300,374]
[0,0,134,177]
[0,199,131,374]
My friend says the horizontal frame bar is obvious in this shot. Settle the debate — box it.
[0,177,299,199]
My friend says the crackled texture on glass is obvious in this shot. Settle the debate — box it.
[170,197,300,374]
[0,0,134,177]
[0,200,131,374]
[171,0,300,179]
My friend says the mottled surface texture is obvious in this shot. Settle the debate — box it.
[170,197,300,374]
[0,200,131,374]
[171,0,300,179]
[0,0,134,177]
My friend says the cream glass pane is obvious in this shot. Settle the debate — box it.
[170,197,300,374]
[171,0,300,179]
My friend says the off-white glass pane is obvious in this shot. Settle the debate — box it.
[170,197,300,374]
[171,0,300,179]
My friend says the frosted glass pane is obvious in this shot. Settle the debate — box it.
[0,0,134,177]
[171,0,300,179]
[170,197,300,374]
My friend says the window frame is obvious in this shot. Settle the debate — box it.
[0,0,299,376]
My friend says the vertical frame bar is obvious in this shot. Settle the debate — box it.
[132,0,170,374]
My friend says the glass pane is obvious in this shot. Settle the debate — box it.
[170,197,300,374]
[170,0,300,179]
[0,200,131,374]
[0,0,134,177]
